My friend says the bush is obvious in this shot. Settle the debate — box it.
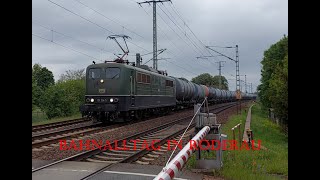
[40,79,85,119]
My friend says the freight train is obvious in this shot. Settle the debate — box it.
[80,59,256,123]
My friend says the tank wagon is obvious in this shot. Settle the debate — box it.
[80,61,256,122]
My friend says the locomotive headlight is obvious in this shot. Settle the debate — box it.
[110,98,114,102]
[90,98,94,102]
[86,98,90,102]
[100,79,104,83]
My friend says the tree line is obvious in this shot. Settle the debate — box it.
[258,35,288,126]
[191,73,229,90]
[32,64,85,119]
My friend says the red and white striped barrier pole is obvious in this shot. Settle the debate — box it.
[153,126,210,180]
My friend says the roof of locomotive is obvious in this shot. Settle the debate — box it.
[86,62,175,80]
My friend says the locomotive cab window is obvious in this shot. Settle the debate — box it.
[106,67,120,79]
[89,68,101,79]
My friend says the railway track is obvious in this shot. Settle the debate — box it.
[32,119,154,151]
[32,118,91,133]
[76,121,193,165]
[31,111,188,150]
[32,102,237,150]
[32,102,239,177]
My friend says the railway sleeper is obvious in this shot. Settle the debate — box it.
[95,155,123,161]
[102,152,130,157]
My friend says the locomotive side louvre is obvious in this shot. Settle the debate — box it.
[134,68,176,109]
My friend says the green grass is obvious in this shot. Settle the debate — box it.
[186,102,288,179]
[32,111,82,126]
[32,107,48,123]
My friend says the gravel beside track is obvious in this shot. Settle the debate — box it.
[32,118,90,133]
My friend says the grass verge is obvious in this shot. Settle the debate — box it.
[32,113,82,126]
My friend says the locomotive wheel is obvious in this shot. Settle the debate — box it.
[90,115,99,124]
[134,110,143,120]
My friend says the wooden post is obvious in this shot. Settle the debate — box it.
[232,128,235,141]
[238,123,241,148]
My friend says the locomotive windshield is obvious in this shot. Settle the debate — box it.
[106,67,120,79]
[89,68,101,79]
[88,67,120,79]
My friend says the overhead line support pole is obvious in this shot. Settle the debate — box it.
[138,0,171,70]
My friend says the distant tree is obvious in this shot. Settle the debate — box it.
[58,69,85,82]
[191,73,214,86]
[191,73,228,90]
[32,71,36,111]
[32,64,54,109]
[212,75,228,90]
[33,63,54,89]
[33,63,42,76]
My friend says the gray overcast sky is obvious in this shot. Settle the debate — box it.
[32,0,288,92]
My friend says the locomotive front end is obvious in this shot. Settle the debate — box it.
[80,63,131,122]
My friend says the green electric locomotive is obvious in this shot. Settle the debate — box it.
[80,61,176,122]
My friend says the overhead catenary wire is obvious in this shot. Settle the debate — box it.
[139,6,196,68]
[32,20,114,55]
[169,2,207,50]
[169,3,220,61]
[157,29,212,72]
[73,0,145,39]
[32,33,100,60]
[140,5,210,74]
[157,5,205,58]
[157,4,216,67]
[156,10,216,70]
[41,0,215,78]
[156,23,212,71]
[161,4,209,57]
[47,0,150,53]
[164,59,197,76]
[47,0,113,33]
